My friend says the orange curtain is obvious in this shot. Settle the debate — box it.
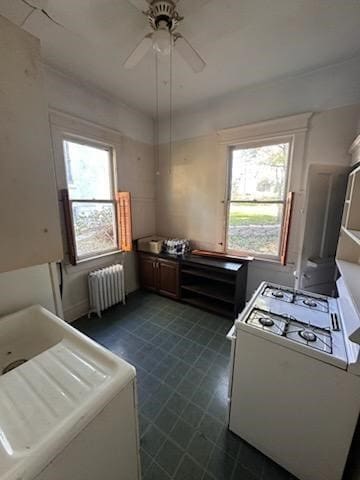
[280,192,294,266]
[117,192,133,252]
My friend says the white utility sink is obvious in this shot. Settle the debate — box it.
[0,305,136,480]
[0,307,64,376]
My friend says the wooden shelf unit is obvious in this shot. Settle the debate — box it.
[180,256,247,319]
[181,295,234,318]
[138,251,249,320]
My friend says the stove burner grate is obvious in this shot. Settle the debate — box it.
[262,285,294,303]
[272,291,284,298]
[298,329,317,342]
[303,299,318,308]
[259,317,275,327]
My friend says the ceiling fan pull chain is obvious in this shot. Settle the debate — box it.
[169,38,173,175]
[155,52,160,176]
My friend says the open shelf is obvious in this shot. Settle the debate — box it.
[342,203,349,227]
[179,254,247,319]
[347,168,360,231]
[181,282,235,304]
[181,294,234,318]
[345,174,354,201]
[181,268,236,285]
[347,229,360,245]
[341,226,360,246]
[336,260,360,317]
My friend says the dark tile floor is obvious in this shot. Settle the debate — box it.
[73,291,296,480]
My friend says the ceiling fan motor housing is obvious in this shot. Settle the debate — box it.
[147,0,183,31]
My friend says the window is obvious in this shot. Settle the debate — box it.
[226,141,291,258]
[63,138,118,261]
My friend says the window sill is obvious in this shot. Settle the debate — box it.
[226,250,295,270]
[64,250,124,274]
[227,249,280,263]
[77,249,123,264]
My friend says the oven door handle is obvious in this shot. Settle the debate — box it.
[226,325,236,341]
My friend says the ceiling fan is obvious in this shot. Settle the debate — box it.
[125,0,206,73]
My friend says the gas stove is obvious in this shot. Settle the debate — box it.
[229,279,360,480]
[246,308,333,354]
[261,283,329,312]
[246,309,287,336]
[238,282,348,368]
[262,285,294,303]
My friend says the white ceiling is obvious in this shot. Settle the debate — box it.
[1,0,360,116]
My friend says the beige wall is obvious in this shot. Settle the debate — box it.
[0,265,57,317]
[156,104,360,298]
[50,110,155,322]
[45,68,155,322]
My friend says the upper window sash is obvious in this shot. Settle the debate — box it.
[229,141,290,204]
[63,138,115,201]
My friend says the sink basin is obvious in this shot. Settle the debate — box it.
[0,307,64,375]
[0,305,136,480]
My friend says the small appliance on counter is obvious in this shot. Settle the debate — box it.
[163,238,190,255]
[227,280,360,480]
[137,235,165,254]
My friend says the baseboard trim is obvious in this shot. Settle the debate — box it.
[64,286,139,323]
[64,299,89,323]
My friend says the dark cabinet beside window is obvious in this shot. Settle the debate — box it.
[138,253,180,299]
[138,252,249,319]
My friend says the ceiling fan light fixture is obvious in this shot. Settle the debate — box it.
[152,27,172,55]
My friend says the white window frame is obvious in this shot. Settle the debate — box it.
[62,135,119,262]
[218,112,312,264]
[225,136,293,261]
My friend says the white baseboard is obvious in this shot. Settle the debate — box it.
[64,299,89,323]
[64,285,139,323]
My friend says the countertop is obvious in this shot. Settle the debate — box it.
[138,251,247,273]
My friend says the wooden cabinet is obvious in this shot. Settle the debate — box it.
[138,254,180,299]
[139,255,158,292]
[158,259,180,299]
[138,252,249,318]
[180,256,247,319]
[0,17,63,273]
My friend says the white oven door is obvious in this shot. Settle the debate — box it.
[228,327,360,480]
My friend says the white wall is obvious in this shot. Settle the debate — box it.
[49,107,155,322]
[159,54,360,143]
[44,70,155,322]
[1,58,155,321]
[157,104,360,298]
[0,265,56,317]
[44,66,154,145]
[157,56,360,299]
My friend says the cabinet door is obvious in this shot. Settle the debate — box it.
[0,17,63,273]
[158,259,180,299]
[139,255,157,291]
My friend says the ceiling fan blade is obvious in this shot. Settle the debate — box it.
[174,34,206,73]
[124,34,153,69]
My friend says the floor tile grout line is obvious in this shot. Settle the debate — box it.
[75,292,294,480]
[141,392,244,472]
[122,306,231,344]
